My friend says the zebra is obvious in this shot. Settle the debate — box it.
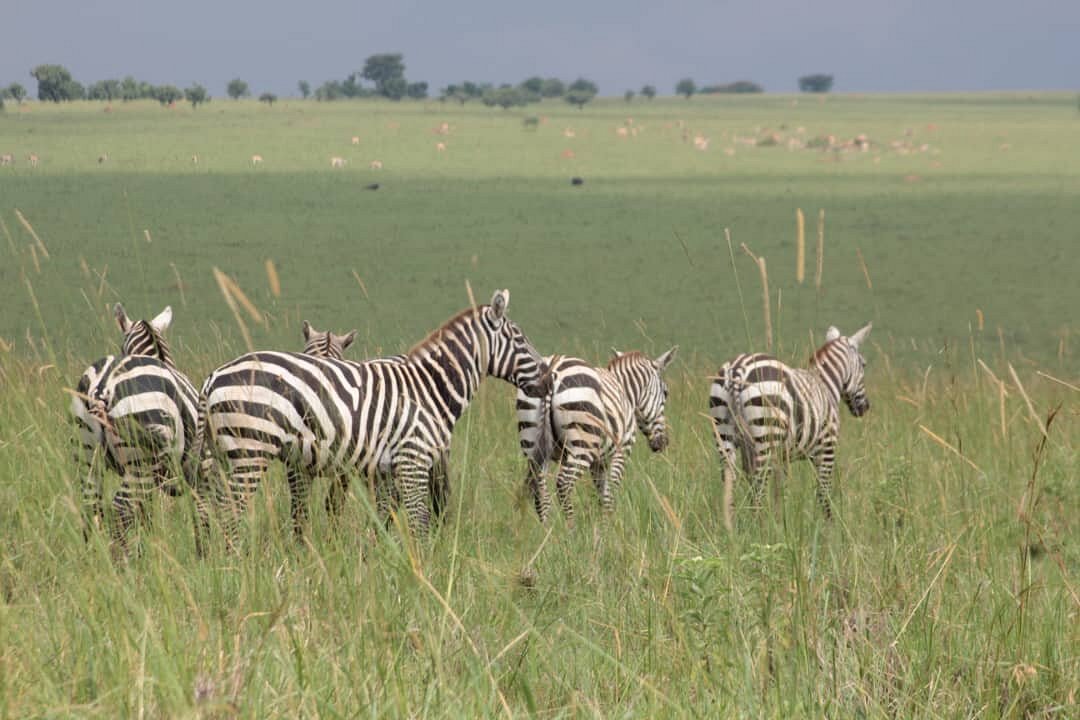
[191,289,548,549]
[516,347,677,524]
[708,323,872,523]
[70,304,199,547]
[300,320,453,519]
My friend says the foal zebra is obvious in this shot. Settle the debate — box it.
[71,305,199,546]
[516,347,677,524]
[708,323,872,523]
[192,290,548,548]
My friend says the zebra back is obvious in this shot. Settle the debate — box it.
[607,346,678,452]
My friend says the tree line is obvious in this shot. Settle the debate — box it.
[1,57,835,112]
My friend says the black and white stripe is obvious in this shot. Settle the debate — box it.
[192,290,548,547]
[71,304,199,545]
[708,323,872,519]
[516,347,677,524]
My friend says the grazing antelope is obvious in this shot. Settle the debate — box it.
[251,154,263,166]
[435,142,446,152]
[28,153,39,168]
[563,128,576,138]
[616,127,629,138]
[191,154,199,165]
[351,136,360,145]
[330,156,346,168]
[369,159,383,170]
[98,153,108,164]
[561,149,575,159]
[0,154,12,166]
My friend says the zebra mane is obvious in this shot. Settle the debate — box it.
[406,305,483,358]
[809,339,845,367]
[123,321,175,367]
[606,350,647,370]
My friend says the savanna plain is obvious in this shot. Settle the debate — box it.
[0,94,1077,717]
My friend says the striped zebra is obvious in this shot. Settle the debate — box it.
[191,290,548,548]
[708,323,872,523]
[70,304,199,547]
[300,320,453,519]
[516,347,677,524]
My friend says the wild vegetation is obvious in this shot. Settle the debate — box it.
[0,94,1076,717]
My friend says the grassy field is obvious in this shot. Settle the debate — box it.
[0,95,1077,717]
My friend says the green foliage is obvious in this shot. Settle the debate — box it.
[258,92,277,106]
[30,64,77,102]
[184,84,209,108]
[641,84,656,100]
[226,78,250,100]
[298,80,311,99]
[521,76,544,95]
[799,73,834,93]
[87,79,122,101]
[6,82,27,103]
[362,53,407,99]
[676,77,696,99]
[624,89,635,102]
[315,80,343,101]
[406,81,428,100]
[483,84,527,110]
[701,80,764,94]
[564,77,598,109]
[540,77,564,97]
[153,85,183,106]
[120,76,140,101]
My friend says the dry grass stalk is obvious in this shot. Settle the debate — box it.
[815,209,825,291]
[465,279,477,313]
[975,309,984,331]
[0,336,11,352]
[856,247,872,289]
[976,359,1008,396]
[15,210,49,260]
[218,272,264,326]
[143,229,152,244]
[264,259,281,298]
[918,424,982,473]
[169,263,187,306]
[998,379,1007,442]
[741,244,772,352]
[0,215,16,256]
[78,256,90,278]
[29,244,40,274]
[1035,371,1079,393]
[213,267,254,352]
[795,208,805,284]
[350,270,369,299]
[1007,364,1047,437]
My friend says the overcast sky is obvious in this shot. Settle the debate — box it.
[3,0,1076,97]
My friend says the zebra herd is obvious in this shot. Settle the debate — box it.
[70,290,872,553]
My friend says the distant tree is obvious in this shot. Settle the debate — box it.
[88,79,122,101]
[798,74,834,93]
[701,80,764,94]
[624,89,635,103]
[185,83,209,108]
[641,84,656,100]
[463,81,483,100]
[541,77,565,98]
[315,80,343,101]
[154,85,183,105]
[406,81,428,99]
[341,73,364,98]
[361,53,407,99]
[676,78,696,99]
[120,76,139,101]
[226,78,250,100]
[6,83,27,103]
[259,92,277,106]
[31,64,79,102]
[564,77,598,109]
[137,81,156,99]
[298,80,311,99]
[521,76,544,95]
[483,84,526,109]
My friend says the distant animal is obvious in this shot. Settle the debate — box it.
[191,154,199,165]
[330,156,346,168]
[616,127,629,138]
[561,149,575,159]
[571,177,584,186]
[563,128,576,138]
[28,153,39,167]
[251,154,263,166]
[351,136,361,145]
[365,183,380,191]
[370,160,383,170]
[436,142,446,152]
[0,153,12,166]
[71,305,199,551]
[708,324,872,524]
[517,348,677,524]
[98,153,108,164]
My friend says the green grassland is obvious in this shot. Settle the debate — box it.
[0,95,1077,717]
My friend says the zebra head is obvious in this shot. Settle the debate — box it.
[823,323,872,417]
[115,304,174,361]
[481,289,549,397]
[301,320,357,360]
[610,346,678,452]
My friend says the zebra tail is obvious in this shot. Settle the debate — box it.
[183,386,211,492]
[727,377,758,475]
[531,384,556,469]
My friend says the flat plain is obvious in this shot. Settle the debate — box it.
[0,94,1076,717]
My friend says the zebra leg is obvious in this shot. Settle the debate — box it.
[79,447,106,540]
[811,443,837,519]
[429,450,451,519]
[111,456,163,552]
[525,455,551,524]
[325,474,350,520]
[286,467,313,540]
[554,454,589,527]
[189,454,218,557]
[393,459,433,538]
[217,464,265,553]
[601,449,627,514]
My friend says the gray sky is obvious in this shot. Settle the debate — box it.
[3,0,1077,97]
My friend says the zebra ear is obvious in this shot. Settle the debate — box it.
[490,289,509,320]
[849,322,872,348]
[341,330,358,350]
[610,347,623,359]
[302,320,313,341]
[114,303,132,334]
[150,306,173,333]
[656,345,678,371]
[825,326,841,342]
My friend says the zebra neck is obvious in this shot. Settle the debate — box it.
[610,362,643,405]
[807,359,844,407]
[407,323,483,424]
